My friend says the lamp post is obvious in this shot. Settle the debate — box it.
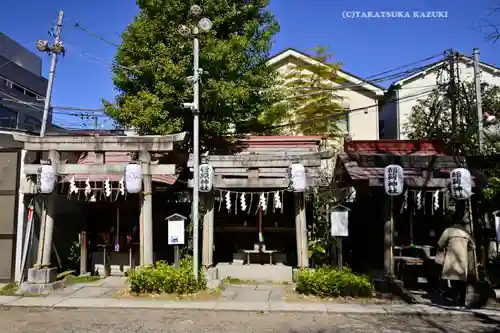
[179,5,212,281]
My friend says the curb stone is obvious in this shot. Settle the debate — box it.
[0,297,499,316]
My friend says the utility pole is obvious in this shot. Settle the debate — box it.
[473,48,484,154]
[179,5,212,281]
[37,10,64,137]
[447,49,458,155]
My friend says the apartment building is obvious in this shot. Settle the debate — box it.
[0,32,49,133]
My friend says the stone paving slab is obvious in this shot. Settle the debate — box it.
[233,289,270,301]
[256,284,280,290]
[73,280,107,287]
[219,290,236,300]
[100,277,127,287]
[224,284,258,290]
[0,296,19,305]
[3,294,500,317]
[68,287,111,298]
[268,289,285,301]
[51,285,84,297]
[5,296,66,307]
[214,301,269,311]
[55,297,218,310]
[270,301,327,312]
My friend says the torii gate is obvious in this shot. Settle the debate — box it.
[12,132,187,292]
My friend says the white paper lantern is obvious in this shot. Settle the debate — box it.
[199,164,213,192]
[450,168,472,200]
[384,164,404,196]
[125,163,142,193]
[289,163,306,192]
[39,164,56,194]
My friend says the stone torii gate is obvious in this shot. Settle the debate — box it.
[188,146,334,281]
[13,132,187,293]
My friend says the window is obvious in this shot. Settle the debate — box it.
[24,90,36,98]
[0,107,18,129]
[24,116,41,132]
[0,75,39,98]
[379,120,385,138]
[12,83,24,94]
[1,78,12,88]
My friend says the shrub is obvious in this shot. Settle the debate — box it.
[127,256,206,294]
[295,267,373,298]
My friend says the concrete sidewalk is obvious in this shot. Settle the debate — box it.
[6,277,500,317]
[1,294,500,316]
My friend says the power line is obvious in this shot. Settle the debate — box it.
[74,22,120,47]
[363,53,443,80]
[258,87,440,132]
[0,92,111,118]
[64,44,140,71]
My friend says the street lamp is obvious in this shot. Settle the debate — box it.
[179,5,212,281]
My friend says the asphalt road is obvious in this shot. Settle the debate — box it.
[0,307,499,333]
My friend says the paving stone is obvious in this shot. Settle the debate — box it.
[68,287,111,298]
[52,285,84,296]
[256,284,279,290]
[219,290,236,300]
[268,288,285,301]
[223,285,257,293]
[234,289,270,302]
[226,284,258,289]
[0,296,19,305]
[269,301,327,312]
[326,304,388,313]
[98,288,120,298]
[5,296,65,307]
[214,301,269,311]
[100,277,126,287]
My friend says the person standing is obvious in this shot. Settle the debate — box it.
[437,222,476,307]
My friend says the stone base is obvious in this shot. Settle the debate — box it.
[19,280,64,295]
[27,267,57,284]
[216,263,293,282]
[373,277,416,302]
[21,267,63,295]
[204,267,221,289]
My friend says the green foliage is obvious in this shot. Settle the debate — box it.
[308,188,336,267]
[404,82,500,155]
[279,45,347,136]
[56,270,76,280]
[127,256,206,294]
[295,267,374,298]
[404,81,500,200]
[0,283,19,296]
[105,0,281,147]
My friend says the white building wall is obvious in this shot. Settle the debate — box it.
[276,62,380,141]
[395,59,500,139]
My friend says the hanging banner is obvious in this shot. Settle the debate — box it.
[331,210,349,237]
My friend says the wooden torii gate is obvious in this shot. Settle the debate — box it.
[12,132,187,291]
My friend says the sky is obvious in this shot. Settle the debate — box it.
[1,0,499,129]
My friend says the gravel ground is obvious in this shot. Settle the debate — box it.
[0,308,499,333]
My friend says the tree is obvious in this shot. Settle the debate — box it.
[277,46,347,137]
[403,81,500,155]
[105,0,280,148]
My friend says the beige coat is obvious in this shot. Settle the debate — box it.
[438,226,475,281]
